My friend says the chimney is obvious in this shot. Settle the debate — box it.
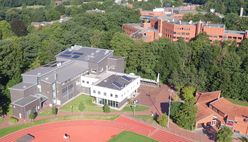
[240,7,244,17]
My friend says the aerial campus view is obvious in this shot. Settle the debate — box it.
[0,0,248,142]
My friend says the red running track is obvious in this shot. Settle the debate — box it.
[0,116,191,142]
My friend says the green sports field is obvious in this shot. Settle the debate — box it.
[109,131,157,142]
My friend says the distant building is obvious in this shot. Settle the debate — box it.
[10,46,140,119]
[123,5,248,43]
[195,91,248,136]
[86,8,105,14]
[31,16,71,29]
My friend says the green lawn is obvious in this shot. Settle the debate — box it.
[227,98,248,106]
[109,131,157,142]
[134,115,155,124]
[0,114,119,138]
[122,104,149,112]
[61,95,103,112]
[0,117,3,123]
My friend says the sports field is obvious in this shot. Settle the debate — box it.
[109,131,157,142]
[0,116,191,142]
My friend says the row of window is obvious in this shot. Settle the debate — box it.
[93,90,119,98]
[82,80,90,84]
[174,32,190,36]
[176,27,191,31]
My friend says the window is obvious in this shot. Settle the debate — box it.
[104,92,107,96]
[110,94,113,97]
[82,80,85,83]
[86,81,89,84]
[98,91,101,95]
[115,95,118,98]
[93,90,96,93]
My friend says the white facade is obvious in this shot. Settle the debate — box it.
[88,72,141,109]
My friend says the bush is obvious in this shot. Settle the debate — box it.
[216,126,233,142]
[52,106,58,115]
[78,102,85,112]
[29,111,37,120]
[103,104,110,113]
[158,114,168,127]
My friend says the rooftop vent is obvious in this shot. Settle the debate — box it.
[23,86,26,89]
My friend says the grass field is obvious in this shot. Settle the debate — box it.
[0,114,119,138]
[122,104,149,112]
[227,98,248,106]
[109,131,157,142]
[61,95,103,112]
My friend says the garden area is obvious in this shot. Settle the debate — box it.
[109,131,157,142]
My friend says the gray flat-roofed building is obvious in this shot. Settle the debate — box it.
[96,75,134,90]
[41,62,88,84]
[10,46,137,119]
[13,95,39,107]
[57,45,113,63]
[11,82,36,91]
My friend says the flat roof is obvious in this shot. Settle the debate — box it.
[11,82,36,90]
[224,30,246,34]
[57,45,113,63]
[13,95,39,107]
[96,74,135,90]
[205,23,225,28]
[41,61,88,83]
[23,66,55,77]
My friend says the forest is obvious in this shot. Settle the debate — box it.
[0,0,248,116]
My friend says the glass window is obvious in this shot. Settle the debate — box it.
[115,95,118,98]
[93,90,96,93]
[110,94,113,97]
[104,92,107,96]
[86,81,89,84]
[98,91,101,95]
[82,80,85,83]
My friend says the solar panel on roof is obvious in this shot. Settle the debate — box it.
[72,55,80,58]
[64,51,72,54]
[72,52,83,55]
[112,81,123,89]
[122,75,132,82]
[60,54,71,58]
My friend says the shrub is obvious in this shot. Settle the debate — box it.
[29,111,38,120]
[52,106,58,115]
[78,102,85,112]
[103,104,110,113]
[158,114,168,127]
[216,126,233,142]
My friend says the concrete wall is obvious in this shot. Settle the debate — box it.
[10,85,37,103]
[108,57,125,73]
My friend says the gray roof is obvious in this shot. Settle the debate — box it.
[41,61,88,83]
[23,67,55,77]
[16,134,35,142]
[205,24,225,28]
[96,74,135,90]
[224,30,246,35]
[57,45,113,63]
[11,82,36,90]
[13,95,39,107]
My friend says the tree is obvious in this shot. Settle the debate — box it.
[181,86,196,101]
[29,111,37,120]
[52,106,58,115]
[10,20,28,36]
[103,104,110,113]
[216,126,233,142]
[78,102,85,112]
[157,114,168,127]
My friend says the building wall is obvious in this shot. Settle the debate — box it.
[196,115,214,128]
[202,26,225,42]
[40,80,53,105]
[13,99,40,119]
[173,24,196,41]
[10,85,37,103]
[108,57,125,73]
[91,76,140,104]
[22,75,37,84]
[223,33,245,43]
[122,24,139,35]
[233,117,248,135]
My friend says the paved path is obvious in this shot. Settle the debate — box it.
[0,115,191,142]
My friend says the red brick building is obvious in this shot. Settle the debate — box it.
[195,91,248,136]
[123,6,248,43]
